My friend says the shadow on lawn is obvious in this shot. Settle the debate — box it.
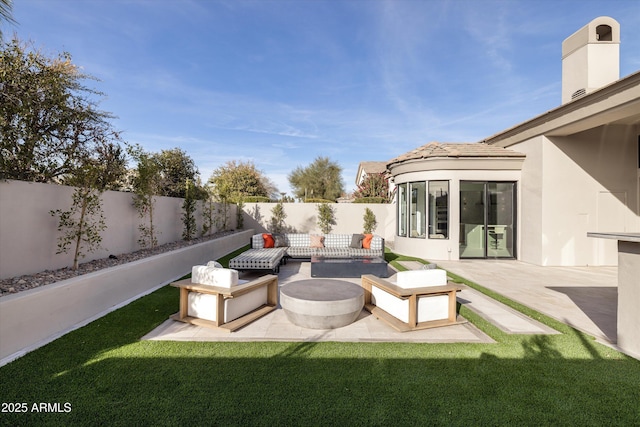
[2,348,639,426]
[521,335,564,359]
[2,273,638,425]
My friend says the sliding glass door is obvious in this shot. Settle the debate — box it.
[460,181,516,259]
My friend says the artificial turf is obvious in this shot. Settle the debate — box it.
[1,249,638,426]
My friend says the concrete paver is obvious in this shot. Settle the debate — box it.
[435,260,618,345]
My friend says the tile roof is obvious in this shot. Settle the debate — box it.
[387,142,525,167]
[358,161,387,174]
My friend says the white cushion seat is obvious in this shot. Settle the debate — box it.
[362,269,462,332]
[170,264,278,332]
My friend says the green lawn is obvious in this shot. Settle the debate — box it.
[1,248,639,426]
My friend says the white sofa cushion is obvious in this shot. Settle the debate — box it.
[371,286,410,323]
[417,294,450,322]
[370,287,451,324]
[396,269,447,289]
[192,266,239,288]
[187,287,268,323]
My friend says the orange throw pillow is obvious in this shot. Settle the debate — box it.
[262,233,275,248]
[363,234,373,249]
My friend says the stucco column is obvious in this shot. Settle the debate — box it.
[588,232,640,360]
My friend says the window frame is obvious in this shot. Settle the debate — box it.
[428,180,449,239]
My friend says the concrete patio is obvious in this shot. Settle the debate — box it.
[436,259,618,347]
[143,259,601,346]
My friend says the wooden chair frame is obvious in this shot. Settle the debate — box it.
[170,274,278,332]
[361,274,463,332]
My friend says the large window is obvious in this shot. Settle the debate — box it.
[409,182,426,238]
[428,181,449,238]
[397,184,407,237]
[397,180,450,239]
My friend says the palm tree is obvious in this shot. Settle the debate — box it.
[1,0,16,40]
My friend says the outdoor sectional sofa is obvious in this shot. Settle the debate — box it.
[228,233,385,272]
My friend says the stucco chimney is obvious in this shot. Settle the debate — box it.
[561,16,620,104]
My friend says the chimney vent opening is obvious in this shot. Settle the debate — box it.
[572,89,587,100]
[596,24,612,41]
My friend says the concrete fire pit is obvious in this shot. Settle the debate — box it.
[280,279,364,329]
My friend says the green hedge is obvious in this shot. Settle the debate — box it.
[304,198,336,203]
[353,197,388,204]
[242,196,272,203]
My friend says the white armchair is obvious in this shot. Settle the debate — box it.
[361,269,462,332]
[170,264,278,332]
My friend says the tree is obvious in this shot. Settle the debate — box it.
[1,38,119,183]
[317,203,336,234]
[129,146,162,248]
[50,140,127,270]
[353,172,389,201]
[200,183,215,236]
[0,0,16,40]
[181,178,197,240]
[208,160,273,203]
[236,200,244,230]
[268,201,287,233]
[155,148,200,198]
[288,156,344,202]
[363,207,378,234]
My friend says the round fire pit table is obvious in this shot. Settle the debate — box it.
[280,279,364,329]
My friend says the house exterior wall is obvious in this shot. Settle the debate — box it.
[511,125,638,266]
[510,136,544,264]
[392,168,522,261]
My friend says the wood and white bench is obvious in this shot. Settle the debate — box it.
[361,269,463,332]
[170,264,278,332]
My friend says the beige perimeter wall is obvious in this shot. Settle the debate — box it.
[0,180,394,279]
[241,202,395,244]
[0,180,237,279]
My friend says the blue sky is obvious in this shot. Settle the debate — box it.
[8,0,640,196]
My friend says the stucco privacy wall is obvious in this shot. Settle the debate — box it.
[0,180,237,279]
[242,202,395,244]
[0,229,253,365]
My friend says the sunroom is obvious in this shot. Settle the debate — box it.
[387,142,526,261]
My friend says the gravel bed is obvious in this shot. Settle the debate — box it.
[0,231,239,298]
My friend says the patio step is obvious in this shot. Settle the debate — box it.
[398,260,559,335]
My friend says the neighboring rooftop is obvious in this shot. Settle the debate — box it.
[358,161,387,174]
[387,142,525,168]
[355,161,389,185]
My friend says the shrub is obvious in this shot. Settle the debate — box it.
[269,202,287,233]
[305,198,335,203]
[353,197,388,204]
[243,196,271,203]
[181,179,197,240]
[236,200,245,229]
[317,203,336,234]
[363,208,377,234]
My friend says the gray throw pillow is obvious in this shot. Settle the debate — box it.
[350,234,364,249]
[274,234,287,247]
